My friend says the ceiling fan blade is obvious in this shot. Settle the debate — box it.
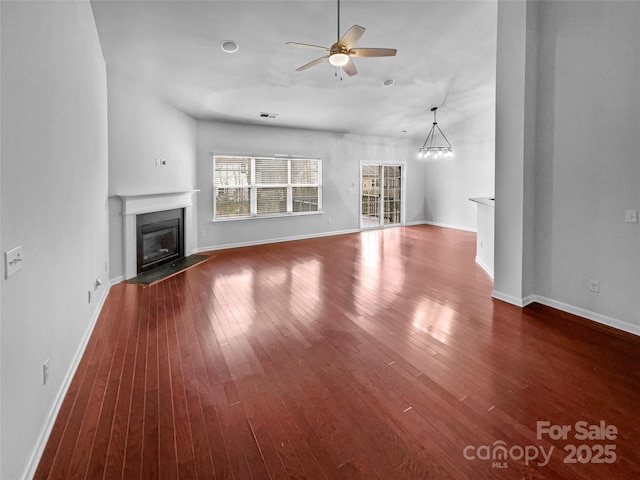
[342,58,358,76]
[339,25,365,49]
[295,55,330,72]
[286,42,330,51]
[349,47,397,58]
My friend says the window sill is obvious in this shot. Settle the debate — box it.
[212,210,323,223]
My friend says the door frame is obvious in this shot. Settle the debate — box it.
[359,160,406,230]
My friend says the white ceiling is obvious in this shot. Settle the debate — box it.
[91,0,497,140]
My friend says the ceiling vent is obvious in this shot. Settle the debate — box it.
[259,112,278,119]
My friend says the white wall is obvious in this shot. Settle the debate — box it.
[533,1,640,328]
[196,121,426,249]
[493,0,538,305]
[0,3,3,475]
[422,1,497,232]
[107,69,197,281]
[424,107,496,230]
[0,2,110,478]
[494,0,640,333]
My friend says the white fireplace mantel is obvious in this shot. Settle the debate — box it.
[116,190,199,279]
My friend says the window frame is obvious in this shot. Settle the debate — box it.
[213,155,322,222]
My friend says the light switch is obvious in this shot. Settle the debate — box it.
[625,210,638,223]
[4,245,23,279]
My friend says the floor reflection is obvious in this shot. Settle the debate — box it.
[290,259,321,319]
[412,297,457,345]
[354,229,406,316]
[212,268,256,335]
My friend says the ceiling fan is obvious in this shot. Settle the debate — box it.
[286,0,397,77]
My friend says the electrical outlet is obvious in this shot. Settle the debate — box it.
[43,359,50,385]
[589,279,600,293]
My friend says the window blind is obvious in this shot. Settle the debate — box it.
[213,155,321,220]
[214,157,251,218]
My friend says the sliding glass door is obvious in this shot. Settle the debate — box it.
[360,164,403,229]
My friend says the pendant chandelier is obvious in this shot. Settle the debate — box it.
[417,107,453,158]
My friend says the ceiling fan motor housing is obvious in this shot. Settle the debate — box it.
[331,44,349,55]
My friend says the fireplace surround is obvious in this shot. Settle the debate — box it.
[117,190,199,280]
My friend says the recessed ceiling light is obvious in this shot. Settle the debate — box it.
[382,79,395,86]
[221,40,239,53]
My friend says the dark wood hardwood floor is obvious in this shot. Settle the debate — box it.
[34,225,640,479]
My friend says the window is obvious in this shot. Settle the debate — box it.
[213,155,322,220]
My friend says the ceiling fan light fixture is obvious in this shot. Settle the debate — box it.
[329,53,350,67]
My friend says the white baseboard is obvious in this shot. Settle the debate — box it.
[491,290,533,307]
[110,275,124,285]
[423,220,476,233]
[475,256,494,279]
[22,284,111,480]
[195,228,359,253]
[492,290,640,337]
[195,223,475,255]
[531,295,640,337]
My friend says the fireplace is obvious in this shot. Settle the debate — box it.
[116,190,198,281]
[136,208,184,273]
